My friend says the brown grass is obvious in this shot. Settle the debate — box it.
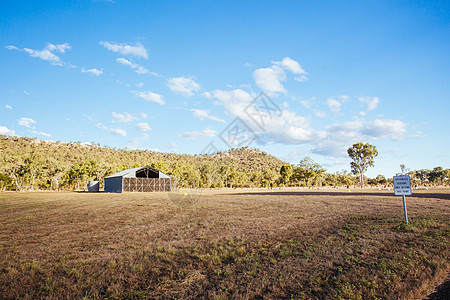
[0,188,449,299]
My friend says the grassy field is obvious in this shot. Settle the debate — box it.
[0,188,449,299]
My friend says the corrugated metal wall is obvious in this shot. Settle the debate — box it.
[104,177,123,193]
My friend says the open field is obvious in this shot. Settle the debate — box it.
[0,189,449,299]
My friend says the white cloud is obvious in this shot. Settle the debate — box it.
[300,99,312,109]
[23,48,60,62]
[5,105,12,110]
[167,76,201,96]
[202,91,212,98]
[0,126,15,136]
[112,112,146,123]
[253,65,287,94]
[359,96,379,111]
[116,58,155,75]
[256,110,314,145]
[263,126,316,145]
[45,43,71,53]
[18,117,37,128]
[96,123,108,130]
[100,41,148,59]
[132,90,165,105]
[81,68,103,76]
[363,119,407,140]
[8,43,72,65]
[210,89,253,117]
[410,131,426,139]
[112,112,136,123]
[311,139,350,158]
[136,122,152,132]
[272,57,307,75]
[23,91,30,95]
[190,109,225,123]
[326,98,342,113]
[31,130,52,137]
[110,128,127,137]
[294,75,308,82]
[310,118,411,158]
[179,129,216,139]
[210,88,319,146]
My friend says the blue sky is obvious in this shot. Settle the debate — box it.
[1,0,449,177]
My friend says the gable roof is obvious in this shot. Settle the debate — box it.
[105,166,170,179]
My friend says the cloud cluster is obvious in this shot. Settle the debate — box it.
[110,128,127,137]
[0,126,15,136]
[81,68,103,76]
[359,96,379,111]
[312,118,409,157]
[96,123,127,137]
[179,129,216,139]
[116,58,155,75]
[95,111,151,139]
[190,109,225,123]
[136,122,152,132]
[206,82,415,159]
[31,130,52,137]
[167,76,201,96]
[131,90,165,105]
[112,112,147,123]
[17,117,51,137]
[18,117,37,128]
[6,43,71,66]
[253,57,307,95]
[100,41,148,59]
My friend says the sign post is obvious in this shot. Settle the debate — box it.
[393,175,412,224]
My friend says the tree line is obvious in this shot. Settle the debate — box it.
[0,136,448,191]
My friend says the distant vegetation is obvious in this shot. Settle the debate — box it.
[0,135,449,191]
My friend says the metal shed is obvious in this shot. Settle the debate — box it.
[104,166,171,193]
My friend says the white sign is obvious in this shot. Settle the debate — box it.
[393,175,412,195]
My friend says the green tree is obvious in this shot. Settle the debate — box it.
[295,156,325,188]
[262,169,278,188]
[415,169,428,185]
[0,173,13,191]
[427,166,444,185]
[280,165,293,186]
[376,174,387,185]
[347,142,378,188]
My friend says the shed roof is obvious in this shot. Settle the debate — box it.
[105,166,170,179]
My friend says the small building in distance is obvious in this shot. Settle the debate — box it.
[87,181,100,192]
[104,166,171,193]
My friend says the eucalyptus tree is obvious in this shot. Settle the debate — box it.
[347,142,378,188]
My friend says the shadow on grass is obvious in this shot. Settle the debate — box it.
[228,190,450,201]
[424,276,450,300]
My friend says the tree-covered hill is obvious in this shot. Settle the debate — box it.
[0,136,286,190]
[1,136,448,191]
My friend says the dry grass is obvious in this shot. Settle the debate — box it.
[0,188,449,299]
